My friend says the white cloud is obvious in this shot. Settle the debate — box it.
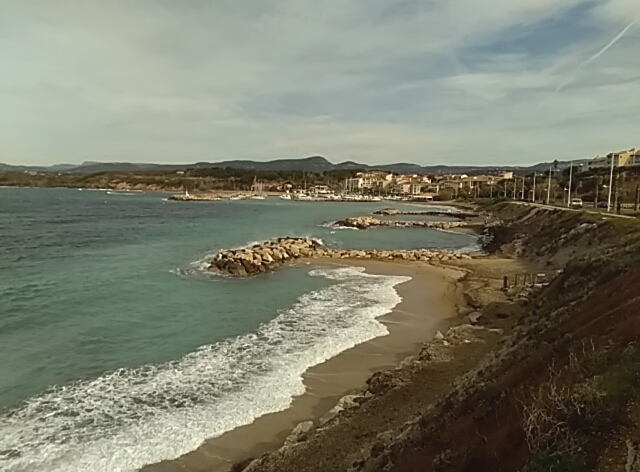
[0,0,639,165]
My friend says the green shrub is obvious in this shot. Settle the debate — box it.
[523,452,586,472]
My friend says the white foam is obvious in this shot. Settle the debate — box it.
[106,191,140,196]
[0,267,410,472]
[319,222,359,230]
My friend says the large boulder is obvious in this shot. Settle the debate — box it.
[367,370,404,395]
[228,261,247,276]
[284,421,314,446]
[319,405,344,425]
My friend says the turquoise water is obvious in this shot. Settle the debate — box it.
[0,188,477,472]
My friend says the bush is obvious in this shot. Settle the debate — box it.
[520,346,640,468]
[523,452,586,472]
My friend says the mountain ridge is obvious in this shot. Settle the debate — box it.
[0,155,587,175]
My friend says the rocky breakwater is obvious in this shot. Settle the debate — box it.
[329,249,472,263]
[208,238,472,276]
[374,208,476,219]
[168,193,222,202]
[335,216,467,230]
[209,238,325,276]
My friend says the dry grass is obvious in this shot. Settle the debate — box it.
[519,340,640,470]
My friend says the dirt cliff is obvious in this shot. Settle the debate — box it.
[368,203,640,472]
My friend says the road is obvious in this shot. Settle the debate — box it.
[510,201,635,219]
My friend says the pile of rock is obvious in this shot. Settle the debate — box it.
[209,238,326,276]
[168,193,222,201]
[325,249,472,262]
[335,216,467,230]
[208,238,473,276]
[374,208,476,219]
[375,208,401,216]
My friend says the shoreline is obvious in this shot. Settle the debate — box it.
[141,260,465,472]
[1,187,465,207]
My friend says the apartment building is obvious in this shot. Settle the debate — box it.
[344,171,394,192]
[361,171,394,189]
[390,174,431,195]
[434,172,511,192]
[586,148,638,170]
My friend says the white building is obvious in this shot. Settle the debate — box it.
[309,185,331,195]
[586,148,638,170]
[345,172,394,192]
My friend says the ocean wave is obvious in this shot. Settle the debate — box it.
[0,267,410,472]
[319,221,359,230]
[458,241,483,253]
[106,191,141,196]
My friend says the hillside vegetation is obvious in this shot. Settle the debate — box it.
[366,203,640,472]
[0,168,358,192]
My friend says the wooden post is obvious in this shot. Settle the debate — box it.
[503,276,509,290]
[635,183,639,212]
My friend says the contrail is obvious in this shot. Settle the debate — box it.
[554,19,637,94]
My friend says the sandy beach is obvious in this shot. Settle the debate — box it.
[141,260,464,472]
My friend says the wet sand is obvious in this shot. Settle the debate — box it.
[141,260,464,472]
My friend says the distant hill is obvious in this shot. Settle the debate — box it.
[0,155,587,175]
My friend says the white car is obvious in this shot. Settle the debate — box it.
[570,198,583,208]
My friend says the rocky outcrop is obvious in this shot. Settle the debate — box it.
[374,208,401,216]
[334,216,467,230]
[168,193,223,201]
[208,238,473,276]
[374,208,476,219]
[284,421,314,447]
[209,238,325,276]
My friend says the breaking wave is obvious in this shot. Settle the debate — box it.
[0,267,409,472]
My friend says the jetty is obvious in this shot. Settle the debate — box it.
[333,216,467,230]
[373,208,477,219]
[209,237,471,276]
[168,193,223,202]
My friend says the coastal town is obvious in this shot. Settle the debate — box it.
[166,147,640,212]
[168,170,516,202]
[4,146,640,211]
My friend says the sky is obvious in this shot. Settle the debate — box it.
[1,0,639,166]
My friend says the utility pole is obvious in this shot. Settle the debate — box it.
[521,176,525,200]
[607,155,615,212]
[546,166,552,205]
[490,182,494,199]
[567,161,573,207]
[594,178,599,208]
[635,183,639,212]
[532,172,536,202]
[614,172,620,213]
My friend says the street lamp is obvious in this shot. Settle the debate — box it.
[607,155,615,212]
[546,166,554,205]
[567,161,583,207]
[532,172,536,202]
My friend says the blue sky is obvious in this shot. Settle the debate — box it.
[1,0,639,166]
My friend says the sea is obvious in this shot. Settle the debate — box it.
[0,187,479,472]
